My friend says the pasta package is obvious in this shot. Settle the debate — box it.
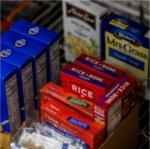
[63,0,107,61]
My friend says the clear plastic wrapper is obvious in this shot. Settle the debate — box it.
[10,120,88,149]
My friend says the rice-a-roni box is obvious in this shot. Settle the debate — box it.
[101,12,150,87]
[63,0,107,61]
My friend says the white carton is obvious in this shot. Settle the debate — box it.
[63,0,107,61]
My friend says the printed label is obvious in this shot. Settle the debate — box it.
[108,108,121,135]
[105,31,149,81]
[66,3,96,29]
[28,27,39,35]
[107,100,121,135]
[15,39,26,47]
[67,97,89,108]
[70,82,94,100]
[49,40,60,82]
[21,63,34,117]
[5,75,21,133]
[67,117,90,129]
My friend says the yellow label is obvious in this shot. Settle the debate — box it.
[105,31,149,81]
[109,19,128,29]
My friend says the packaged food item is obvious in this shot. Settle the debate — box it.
[10,19,60,82]
[1,30,48,109]
[63,0,107,61]
[41,98,105,149]
[10,122,88,149]
[61,67,137,135]
[101,12,150,87]
[0,61,21,134]
[40,82,94,120]
[61,64,115,102]
[75,53,126,81]
[0,43,34,121]
[95,77,136,135]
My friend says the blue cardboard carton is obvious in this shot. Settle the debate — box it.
[0,61,21,133]
[10,19,60,82]
[0,43,34,120]
[101,12,149,87]
[1,30,48,109]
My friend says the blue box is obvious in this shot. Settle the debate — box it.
[101,12,149,87]
[10,19,60,82]
[0,61,21,133]
[0,43,35,120]
[1,30,48,109]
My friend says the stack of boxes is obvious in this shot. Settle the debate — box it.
[40,54,137,149]
[0,19,60,133]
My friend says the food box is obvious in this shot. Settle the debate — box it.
[1,30,48,109]
[0,61,21,134]
[61,63,115,102]
[75,53,126,81]
[0,43,34,120]
[41,98,105,149]
[63,0,107,61]
[10,19,60,82]
[101,12,149,87]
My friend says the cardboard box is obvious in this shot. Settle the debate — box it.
[0,103,139,149]
[10,19,60,82]
[101,12,149,87]
[1,30,48,109]
[41,98,105,149]
[61,64,115,102]
[40,82,94,120]
[63,0,107,61]
[100,102,139,149]
[75,53,126,81]
[0,44,35,120]
[0,61,21,134]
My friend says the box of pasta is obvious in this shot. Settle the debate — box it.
[0,61,21,134]
[10,19,60,82]
[1,31,48,109]
[0,43,35,120]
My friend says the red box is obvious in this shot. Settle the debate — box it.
[40,98,105,149]
[40,82,94,120]
[61,73,137,135]
[61,64,115,102]
[75,53,126,81]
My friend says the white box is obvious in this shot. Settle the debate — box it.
[63,0,108,61]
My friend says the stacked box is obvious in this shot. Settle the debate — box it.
[101,12,149,87]
[61,64,115,102]
[1,30,48,109]
[75,53,137,119]
[60,55,137,135]
[75,53,126,81]
[0,44,34,120]
[41,97,105,149]
[40,82,94,120]
[0,61,21,134]
[10,19,60,82]
[40,79,136,137]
